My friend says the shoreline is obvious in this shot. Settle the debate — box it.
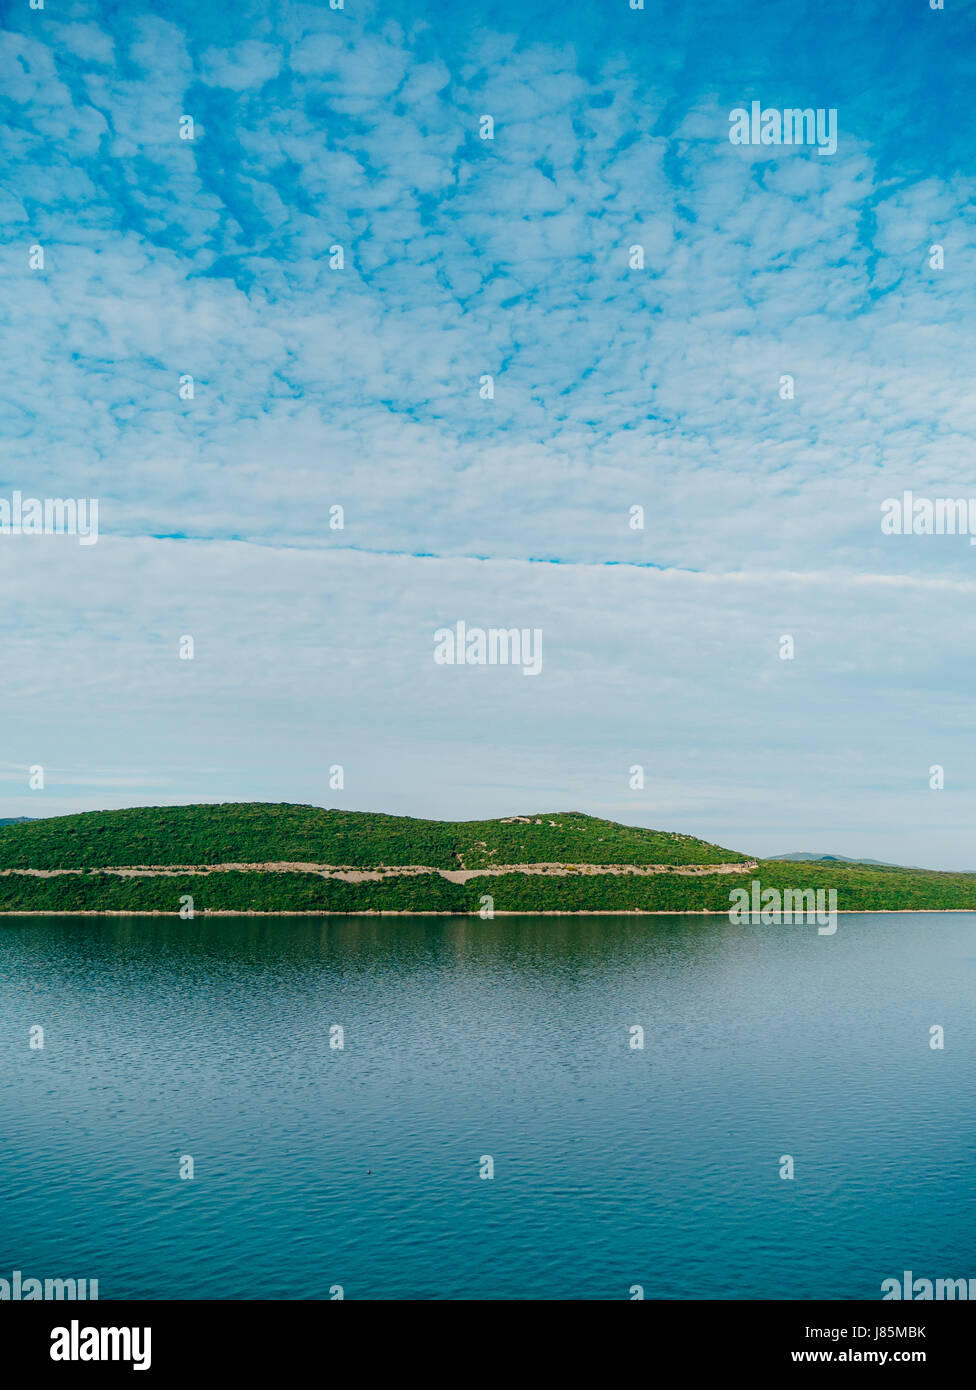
[1,908,975,918]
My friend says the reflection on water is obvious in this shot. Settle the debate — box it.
[1,912,973,1299]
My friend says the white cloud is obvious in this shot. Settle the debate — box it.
[2,5,973,862]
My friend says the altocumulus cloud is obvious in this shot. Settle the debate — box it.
[1,0,975,861]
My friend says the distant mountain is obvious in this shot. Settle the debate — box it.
[0,817,33,827]
[769,852,907,868]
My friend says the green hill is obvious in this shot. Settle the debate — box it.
[0,802,749,871]
[1,802,975,915]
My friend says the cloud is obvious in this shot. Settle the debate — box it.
[1,534,974,866]
[1,0,972,861]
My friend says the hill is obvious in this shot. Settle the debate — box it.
[0,803,749,871]
[1,803,975,915]
[769,852,907,868]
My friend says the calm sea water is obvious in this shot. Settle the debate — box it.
[1,913,973,1300]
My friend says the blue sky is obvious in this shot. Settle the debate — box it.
[3,0,976,866]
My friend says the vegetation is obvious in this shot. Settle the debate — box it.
[1,861,976,915]
[0,803,749,871]
[0,804,974,914]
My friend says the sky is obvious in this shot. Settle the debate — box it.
[2,0,976,866]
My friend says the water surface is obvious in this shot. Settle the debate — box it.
[1,913,973,1299]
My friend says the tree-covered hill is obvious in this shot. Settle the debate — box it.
[0,803,750,871]
[1,803,974,915]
